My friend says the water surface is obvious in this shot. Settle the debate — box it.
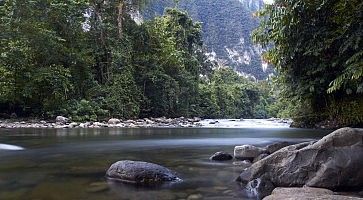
[0,125,330,200]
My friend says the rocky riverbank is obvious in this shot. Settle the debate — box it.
[229,127,363,199]
[0,116,203,129]
[0,116,291,129]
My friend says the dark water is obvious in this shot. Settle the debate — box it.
[0,127,330,200]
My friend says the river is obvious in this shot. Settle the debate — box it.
[0,120,330,200]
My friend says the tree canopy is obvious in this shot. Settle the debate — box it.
[253,0,363,127]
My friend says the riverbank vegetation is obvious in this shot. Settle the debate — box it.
[253,0,363,127]
[0,0,274,121]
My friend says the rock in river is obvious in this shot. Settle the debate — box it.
[237,127,363,199]
[234,145,265,161]
[106,160,181,185]
[210,152,233,161]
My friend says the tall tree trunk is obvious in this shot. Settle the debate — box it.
[92,0,111,84]
[117,1,124,39]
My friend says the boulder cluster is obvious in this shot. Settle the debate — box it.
[209,127,363,199]
[209,142,291,169]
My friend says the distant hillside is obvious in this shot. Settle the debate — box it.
[142,0,273,80]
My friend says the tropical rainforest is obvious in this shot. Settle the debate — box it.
[0,0,362,128]
[0,0,271,121]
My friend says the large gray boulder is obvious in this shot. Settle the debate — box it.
[106,160,181,185]
[237,128,363,199]
[234,145,266,161]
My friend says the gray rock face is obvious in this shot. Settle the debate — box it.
[253,153,269,163]
[266,142,290,154]
[56,116,69,124]
[263,187,362,200]
[234,145,266,160]
[106,160,181,185]
[210,152,233,161]
[237,128,363,199]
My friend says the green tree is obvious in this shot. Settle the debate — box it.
[253,0,363,127]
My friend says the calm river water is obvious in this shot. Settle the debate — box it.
[0,123,330,200]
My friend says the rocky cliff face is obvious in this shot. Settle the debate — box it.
[142,0,273,80]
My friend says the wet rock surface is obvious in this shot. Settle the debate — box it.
[236,128,363,199]
[106,160,181,185]
[263,187,362,200]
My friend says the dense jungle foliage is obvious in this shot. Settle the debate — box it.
[253,0,363,127]
[0,0,272,121]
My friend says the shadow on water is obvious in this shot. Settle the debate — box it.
[0,126,330,200]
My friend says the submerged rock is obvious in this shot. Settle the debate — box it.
[86,182,109,193]
[234,145,266,161]
[106,160,181,185]
[210,152,233,161]
[237,127,363,199]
